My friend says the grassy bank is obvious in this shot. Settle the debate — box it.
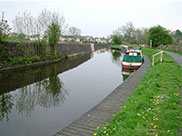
[4,37,31,42]
[93,48,182,136]
[112,45,122,49]
[0,54,58,68]
[158,48,182,56]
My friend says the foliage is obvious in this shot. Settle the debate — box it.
[158,48,182,56]
[112,34,122,44]
[113,22,148,45]
[0,44,9,59]
[18,33,25,39]
[2,55,41,67]
[0,12,11,43]
[176,29,182,36]
[135,28,148,44]
[147,25,173,47]
[4,37,30,42]
[171,29,182,45]
[0,94,14,121]
[45,22,61,55]
[94,48,182,136]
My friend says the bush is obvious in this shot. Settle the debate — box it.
[6,55,41,66]
[0,12,11,43]
[44,22,61,55]
[147,25,173,47]
[112,34,123,45]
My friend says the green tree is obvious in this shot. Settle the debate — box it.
[112,34,123,44]
[0,12,11,43]
[45,22,61,55]
[147,25,173,47]
[172,29,182,45]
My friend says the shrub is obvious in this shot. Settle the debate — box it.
[147,25,173,47]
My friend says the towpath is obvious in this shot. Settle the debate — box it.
[164,51,182,135]
[53,55,150,136]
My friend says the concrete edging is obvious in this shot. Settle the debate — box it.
[54,55,151,136]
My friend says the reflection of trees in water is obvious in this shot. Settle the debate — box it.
[15,75,68,117]
[0,94,14,121]
[111,50,122,66]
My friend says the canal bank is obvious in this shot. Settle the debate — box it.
[0,42,110,73]
[54,55,151,136]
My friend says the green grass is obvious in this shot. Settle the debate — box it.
[157,48,182,56]
[4,37,31,42]
[93,48,182,136]
[112,45,122,49]
[112,45,141,50]
[0,55,41,67]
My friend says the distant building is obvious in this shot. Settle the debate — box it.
[59,35,80,43]
[29,34,43,41]
[81,36,94,43]
[93,37,108,44]
[8,32,19,38]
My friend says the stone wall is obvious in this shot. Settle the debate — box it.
[94,43,111,51]
[56,43,91,58]
[0,41,92,61]
[0,42,111,62]
[0,41,43,60]
[158,45,182,51]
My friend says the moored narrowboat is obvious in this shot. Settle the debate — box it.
[122,49,144,71]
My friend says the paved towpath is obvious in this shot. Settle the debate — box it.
[54,55,151,136]
[164,51,182,135]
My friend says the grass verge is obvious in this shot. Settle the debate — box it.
[93,48,182,136]
[0,54,58,68]
[158,48,182,56]
[112,45,122,49]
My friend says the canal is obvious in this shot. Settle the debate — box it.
[0,49,123,136]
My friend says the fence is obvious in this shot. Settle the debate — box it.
[152,51,163,66]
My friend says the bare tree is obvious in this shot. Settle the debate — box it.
[67,26,81,38]
[13,11,37,35]
[121,22,137,44]
[38,9,68,35]
[135,28,148,44]
[13,9,68,36]
[112,27,122,36]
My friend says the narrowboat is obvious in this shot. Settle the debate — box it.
[122,49,144,72]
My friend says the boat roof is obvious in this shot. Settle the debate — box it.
[127,49,142,53]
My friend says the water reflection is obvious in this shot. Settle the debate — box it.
[15,76,67,117]
[122,71,133,81]
[0,94,14,121]
[111,50,122,64]
[0,53,91,121]
[0,53,91,95]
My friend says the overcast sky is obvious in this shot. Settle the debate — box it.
[0,0,182,37]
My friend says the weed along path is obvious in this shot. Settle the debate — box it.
[53,56,151,136]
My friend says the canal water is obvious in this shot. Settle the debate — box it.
[0,50,123,136]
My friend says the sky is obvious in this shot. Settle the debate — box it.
[0,0,182,37]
